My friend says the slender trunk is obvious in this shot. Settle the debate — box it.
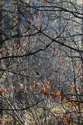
[0,0,3,119]
[12,1,21,124]
[78,1,83,125]
[58,0,63,103]
[81,1,83,93]
[16,0,21,48]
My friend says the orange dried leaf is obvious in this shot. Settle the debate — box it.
[0,87,2,90]
[20,25,23,28]
[73,106,76,111]
[74,63,76,66]
[65,111,68,114]
[55,70,58,73]
[78,86,81,90]
[45,90,49,97]
[37,20,41,23]
[73,89,76,93]
[45,90,48,95]
[71,85,73,88]
[47,94,49,97]
[61,90,64,98]
[2,47,5,51]
[67,82,69,86]
[39,21,41,23]
[1,89,4,93]
[53,92,57,98]
[38,63,40,66]
[3,51,6,54]
[41,88,45,93]
[77,67,80,71]
[37,83,41,87]
[46,81,49,84]
[73,101,76,105]
[62,116,65,121]
[33,84,35,89]
[19,86,23,90]
[7,88,10,92]
[76,101,80,105]
[45,84,50,90]
[64,98,65,101]
[80,76,82,79]
[67,101,71,104]
[29,20,32,23]
[20,58,22,61]
[37,67,39,70]
[62,59,64,62]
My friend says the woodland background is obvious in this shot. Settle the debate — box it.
[0,0,83,125]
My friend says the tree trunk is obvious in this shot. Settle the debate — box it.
[81,1,83,94]
[0,0,3,118]
[16,0,21,48]
[13,1,21,124]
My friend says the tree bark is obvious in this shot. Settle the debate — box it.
[0,0,3,118]
[81,1,83,93]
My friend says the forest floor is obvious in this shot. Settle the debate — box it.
[1,102,83,125]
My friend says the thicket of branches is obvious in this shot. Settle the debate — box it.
[0,0,83,125]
